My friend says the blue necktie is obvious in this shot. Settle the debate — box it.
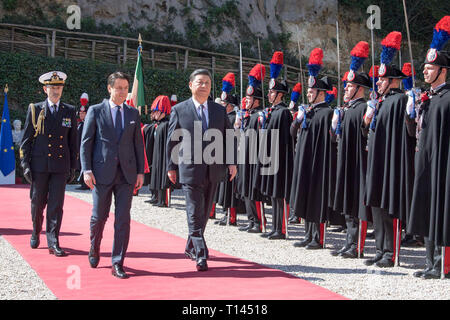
[200,105,207,133]
[115,105,123,140]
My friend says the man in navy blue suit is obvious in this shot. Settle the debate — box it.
[167,69,237,271]
[80,71,145,279]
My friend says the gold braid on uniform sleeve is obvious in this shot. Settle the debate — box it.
[30,103,46,137]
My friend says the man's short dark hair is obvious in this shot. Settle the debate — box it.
[189,69,212,82]
[108,71,130,87]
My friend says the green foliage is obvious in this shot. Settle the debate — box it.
[1,0,17,11]
[339,0,448,44]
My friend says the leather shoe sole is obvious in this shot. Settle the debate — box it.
[375,259,394,268]
[293,240,311,248]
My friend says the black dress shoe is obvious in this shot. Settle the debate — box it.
[293,239,311,248]
[30,234,40,249]
[331,245,350,256]
[214,217,227,225]
[48,245,67,257]
[376,258,395,268]
[421,268,443,280]
[247,225,262,233]
[260,231,275,238]
[196,259,208,271]
[288,217,300,224]
[184,250,196,261]
[340,248,360,259]
[144,197,158,204]
[413,268,432,278]
[88,247,100,268]
[112,264,129,279]
[305,241,322,250]
[364,254,383,266]
[268,232,285,240]
[238,223,254,231]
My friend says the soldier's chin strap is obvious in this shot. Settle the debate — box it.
[348,85,361,102]
[379,79,393,98]
[430,67,444,87]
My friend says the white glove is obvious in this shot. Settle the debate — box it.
[234,113,242,130]
[406,88,421,115]
[296,108,305,123]
[331,109,340,130]
[365,99,377,119]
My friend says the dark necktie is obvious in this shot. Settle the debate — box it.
[115,105,123,140]
[200,104,207,132]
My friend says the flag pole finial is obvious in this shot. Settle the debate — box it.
[137,34,143,54]
[4,84,8,94]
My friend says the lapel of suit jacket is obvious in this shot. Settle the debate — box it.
[188,98,201,122]
[101,99,116,139]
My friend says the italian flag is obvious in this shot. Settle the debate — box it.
[128,43,150,176]
[128,45,145,109]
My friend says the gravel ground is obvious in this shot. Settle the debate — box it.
[1,184,448,300]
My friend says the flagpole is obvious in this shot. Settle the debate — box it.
[240,43,243,103]
[257,38,265,109]
[336,21,341,107]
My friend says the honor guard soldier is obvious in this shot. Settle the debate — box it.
[236,64,268,233]
[76,93,90,190]
[362,32,415,268]
[257,51,294,240]
[331,42,372,258]
[20,71,78,256]
[290,48,336,249]
[407,16,450,279]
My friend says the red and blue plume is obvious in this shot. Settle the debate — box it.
[151,95,171,114]
[350,41,369,72]
[431,16,450,50]
[307,48,323,77]
[380,31,402,65]
[270,51,284,79]
[402,63,415,91]
[342,71,349,88]
[290,83,302,103]
[369,65,379,93]
[248,63,266,88]
[325,87,338,104]
[222,72,235,93]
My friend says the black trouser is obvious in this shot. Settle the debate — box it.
[371,207,394,260]
[345,215,359,249]
[304,221,321,244]
[424,237,443,271]
[90,166,134,266]
[271,197,285,234]
[244,197,258,224]
[30,171,67,247]
[182,174,219,260]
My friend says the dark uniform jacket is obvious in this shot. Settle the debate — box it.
[20,100,78,173]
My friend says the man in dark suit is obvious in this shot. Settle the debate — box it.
[80,71,145,279]
[167,69,237,271]
[20,71,78,257]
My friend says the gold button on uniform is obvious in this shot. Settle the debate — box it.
[48,144,52,147]
[48,134,52,138]
[60,136,63,139]
[48,153,52,157]
[59,145,63,148]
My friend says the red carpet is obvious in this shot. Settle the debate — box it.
[0,185,345,300]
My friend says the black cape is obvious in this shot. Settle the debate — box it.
[256,102,294,200]
[216,110,245,211]
[149,117,171,191]
[143,121,157,186]
[289,102,338,223]
[364,89,415,222]
[333,98,372,221]
[407,84,450,246]
[236,107,265,201]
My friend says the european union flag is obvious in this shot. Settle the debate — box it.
[0,87,15,176]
